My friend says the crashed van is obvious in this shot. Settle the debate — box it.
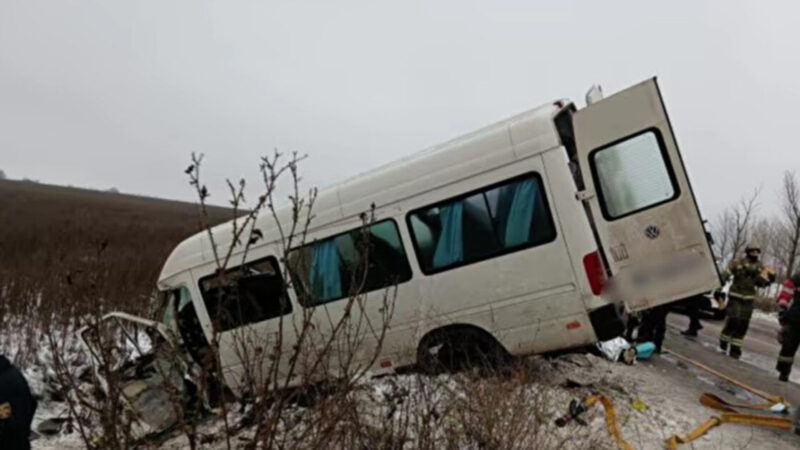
[151,78,719,397]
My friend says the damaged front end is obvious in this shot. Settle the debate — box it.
[77,312,196,436]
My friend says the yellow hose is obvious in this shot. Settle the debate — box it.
[565,348,794,449]
[582,395,634,450]
[665,412,793,449]
[662,347,794,448]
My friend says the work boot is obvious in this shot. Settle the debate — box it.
[729,347,742,360]
[779,372,790,382]
[719,341,728,353]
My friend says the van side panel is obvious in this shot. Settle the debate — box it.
[195,149,610,396]
[414,155,595,356]
[161,103,638,394]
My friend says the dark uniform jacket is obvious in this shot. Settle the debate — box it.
[0,355,37,450]
[723,258,768,300]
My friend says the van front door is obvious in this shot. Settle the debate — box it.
[573,78,719,311]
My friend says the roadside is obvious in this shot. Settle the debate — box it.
[614,351,798,449]
[667,312,800,386]
[13,310,800,449]
[23,331,800,449]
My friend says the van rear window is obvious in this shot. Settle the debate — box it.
[590,129,678,220]
[407,173,556,274]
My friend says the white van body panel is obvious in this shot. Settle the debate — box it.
[540,147,609,312]
[156,80,713,396]
[411,154,595,356]
[158,102,564,280]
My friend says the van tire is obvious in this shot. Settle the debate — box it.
[416,326,511,375]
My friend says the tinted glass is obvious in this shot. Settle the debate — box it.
[592,131,676,219]
[198,257,291,331]
[408,175,556,274]
[287,220,412,306]
[172,287,210,364]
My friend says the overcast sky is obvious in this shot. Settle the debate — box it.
[2,1,798,220]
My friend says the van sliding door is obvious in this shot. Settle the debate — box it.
[573,78,719,311]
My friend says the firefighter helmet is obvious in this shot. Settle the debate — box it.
[745,243,762,253]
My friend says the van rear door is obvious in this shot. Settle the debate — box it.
[572,78,719,311]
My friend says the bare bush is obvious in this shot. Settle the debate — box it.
[776,171,800,278]
[749,218,781,272]
[711,188,759,267]
[18,154,610,450]
[711,173,800,284]
[179,150,405,449]
[0,179,229,365]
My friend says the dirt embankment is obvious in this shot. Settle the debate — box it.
[0,179,230,353]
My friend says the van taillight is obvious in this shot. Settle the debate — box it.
[583,251,606,295]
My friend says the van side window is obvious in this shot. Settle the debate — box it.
[287,220,412,306]
[590,129,678,219]
[408,174,556,274]
[198,257,291,331]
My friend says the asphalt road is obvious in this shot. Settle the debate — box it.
[665,312,800,406]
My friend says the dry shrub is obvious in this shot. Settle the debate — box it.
[0,179,230,364]
[9,160,605,450]
[241,367,602,450]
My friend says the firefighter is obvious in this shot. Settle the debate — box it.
[718,244,775,359]
[776,273,800,382]
[0,354,37,450]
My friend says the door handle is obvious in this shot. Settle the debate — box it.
[576,190,595,202]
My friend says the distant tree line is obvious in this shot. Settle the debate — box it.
[712,170,800,280]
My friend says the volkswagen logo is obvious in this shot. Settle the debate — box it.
[644,225,660,240]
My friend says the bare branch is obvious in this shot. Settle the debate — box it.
[779,170,800,277]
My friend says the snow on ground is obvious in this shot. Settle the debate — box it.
[0,324,86,449]
[130,353,800,449]
[3,321,797,449]
[28,354,800,448]
[605,354,792,450]
[753,310,780,323]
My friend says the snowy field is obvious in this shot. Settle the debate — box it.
[4,324,797,450]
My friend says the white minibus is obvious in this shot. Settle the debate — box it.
[156,78,720,396]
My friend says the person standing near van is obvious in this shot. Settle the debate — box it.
[638,304,669,353]
[718,244,774,359]
[776,272,800,382]
[678,294,704,337]
[0,354,37,450]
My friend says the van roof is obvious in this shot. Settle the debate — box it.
[157,100,569,286]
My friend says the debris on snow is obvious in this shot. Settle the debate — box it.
[3,321,799,449]
[597,336,636,364]
[36,418,68,436]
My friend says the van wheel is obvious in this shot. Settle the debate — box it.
[416,327,511,375]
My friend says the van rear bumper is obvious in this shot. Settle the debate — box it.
[588,302,627,341]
